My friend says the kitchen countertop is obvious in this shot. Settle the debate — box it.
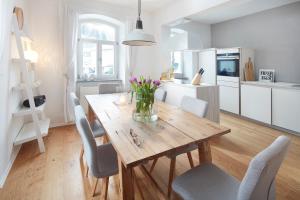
[161,80,217,88]
[241,81,300,90]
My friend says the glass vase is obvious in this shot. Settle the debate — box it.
[132,92,158,122]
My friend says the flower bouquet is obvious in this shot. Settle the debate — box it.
[129,76,160,122]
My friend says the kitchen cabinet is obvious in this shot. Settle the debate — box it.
[198,49,216,85]
[218,76,240,114]
[241,84,272,124]
[161,82,220,123]
[219,85,239,114]
[272,88,300,132]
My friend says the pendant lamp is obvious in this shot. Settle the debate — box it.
[122,0,156,46]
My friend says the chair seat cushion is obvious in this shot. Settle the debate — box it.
[91,120,106,138]
[96,143,119,178]
[172,163,240,200]
[167,144,198,158]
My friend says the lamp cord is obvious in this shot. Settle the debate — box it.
[138,0,141,20]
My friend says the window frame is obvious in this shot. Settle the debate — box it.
[77,19,119,80]
[171,51,184,74]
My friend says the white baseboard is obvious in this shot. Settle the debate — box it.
[0,145,21,188]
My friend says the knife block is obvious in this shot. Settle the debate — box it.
[191,73,202,85]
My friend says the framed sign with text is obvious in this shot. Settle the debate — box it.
[259,69,275,82]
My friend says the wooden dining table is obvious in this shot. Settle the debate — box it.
[86,93,230,200]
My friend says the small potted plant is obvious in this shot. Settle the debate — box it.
[129,76,160,122]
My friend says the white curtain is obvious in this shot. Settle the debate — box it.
[61,4,79,122]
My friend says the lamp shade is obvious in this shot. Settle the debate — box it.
[24,50,38,63]
[122,29,156,46]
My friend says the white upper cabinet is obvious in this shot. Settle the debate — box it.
[272,88,300,133]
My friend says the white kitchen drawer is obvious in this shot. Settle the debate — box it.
[241,85,271,124]
[217,80,239,87]
[217,76,240,83]
[272,88,300,133]
[219,85,239,114]
[217,48,240,54]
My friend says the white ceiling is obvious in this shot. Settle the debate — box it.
[94,0,174,12]
[188,0,300,24]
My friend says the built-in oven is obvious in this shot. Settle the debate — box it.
[217,53,240,77]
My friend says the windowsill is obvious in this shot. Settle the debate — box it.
[76,79,122,83]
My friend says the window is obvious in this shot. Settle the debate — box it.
[78,20,118,80]
[171,51,183,73]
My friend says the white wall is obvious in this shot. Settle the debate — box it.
[151,0,228,79]
[163,21,212,52]
[212,2,300,83]
[176,22,211,50]
[0,0,157,186]
[0,0,235,187]
[24,0,156,126]
[26,0,65,125]
[154,21,211,79]
[153,0,230,26]
[168,30,188,51]
[0,0,29,187]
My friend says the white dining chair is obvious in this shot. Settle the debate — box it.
[75,105,145,199]
[154,88,167,102]
[172,135,290,200]
[74,105,118,198]
[149,96,208,197]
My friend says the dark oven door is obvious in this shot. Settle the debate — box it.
[217,55,240,77]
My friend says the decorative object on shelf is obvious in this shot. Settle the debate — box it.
[130,76,160,122]
[13,7,24,30]
[191,68,204,85]
[122,0,156,46]
[259,69,275,82]
[244,57,255,81]
[23,95,46,108]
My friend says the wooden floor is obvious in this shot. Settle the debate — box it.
[1,113,300,200]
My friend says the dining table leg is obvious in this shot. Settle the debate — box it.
[118,156,134,200]
[198,141,212,164]
[88,104,95,123]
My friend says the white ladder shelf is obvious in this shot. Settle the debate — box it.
[12,14,50,153]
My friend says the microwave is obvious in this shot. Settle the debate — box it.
[216,53,240,77]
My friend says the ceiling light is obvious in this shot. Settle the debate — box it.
[122,0,156,46]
